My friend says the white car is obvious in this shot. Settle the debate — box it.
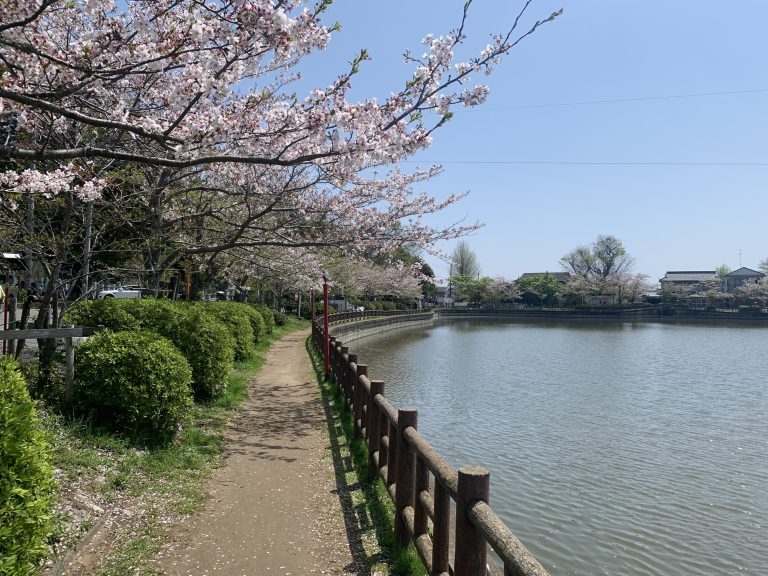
[96,286,141,299]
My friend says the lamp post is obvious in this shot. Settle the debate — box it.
[322,271,330,379]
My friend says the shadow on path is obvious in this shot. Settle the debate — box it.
[306,338,393,575]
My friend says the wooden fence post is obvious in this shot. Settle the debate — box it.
[367,379,384,467]
[386,415,397,489]
[347,354,358,433]
[64,325,75,405]
[329,336,334,374]
[395,409,417,547]
[432,480,451,575]
[340,345,349,406]
[414,455,429,541]
[454,466,490,576]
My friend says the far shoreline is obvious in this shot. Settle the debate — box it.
[436,306,768,325]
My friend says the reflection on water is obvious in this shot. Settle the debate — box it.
[351,318,768,576]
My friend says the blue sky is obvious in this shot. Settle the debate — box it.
[299,1,768,282]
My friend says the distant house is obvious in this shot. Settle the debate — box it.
[659,271,718,292]
[433,285,453,306]
[722,267,765,292]
[585,294,618,305]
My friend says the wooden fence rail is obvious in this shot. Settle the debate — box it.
[314,312,550,576]
[0,325,103,404]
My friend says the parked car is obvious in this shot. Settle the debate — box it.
[96,286,141,299]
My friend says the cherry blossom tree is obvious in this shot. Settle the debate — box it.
[487,276,521,303]
[1,1,560,172]
[1,0,562,333]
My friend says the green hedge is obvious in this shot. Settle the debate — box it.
[63,299,140,331]
[172,307,235,399]
[74,331,193,444]
[202,302,255,361]
[115,298,180,330]
[65,299,236,399]
[249,304,275,334]
[240,304,266,343]
[0,358,55,576]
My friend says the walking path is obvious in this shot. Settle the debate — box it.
[157,328,360,575]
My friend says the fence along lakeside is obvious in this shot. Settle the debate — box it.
[313,310,550,576]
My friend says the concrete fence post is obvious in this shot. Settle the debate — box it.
[454,466,490,576]
[394,408,417,547]
[367,379,384,467]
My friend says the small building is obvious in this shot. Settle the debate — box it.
[659,271,718,292]
[722,267,765,292]
[585,294,618,306]
[1,252,26,288]
[433,285,453,306]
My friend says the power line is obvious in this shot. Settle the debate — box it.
[401,160,768,167]
[461,88,768,112]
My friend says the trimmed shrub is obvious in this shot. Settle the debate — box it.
[63,299,140,331]
[172,307,235,399]
[74,331,193,444]
[202,302,255,361]
[381,301,396,311]
[250,304,275,334]
[239,305,265,343]
[0,358,55,576]
[118,298,181,330]
[68,299,235,400]
[273,310,287,326]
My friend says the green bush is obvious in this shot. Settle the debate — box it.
[202,302,255,361]
[0,358,55,575]
[273,311,287,326]
[118,298,181,330]
[381,301,396,311]
[68,300,235,400]
[63,299,140,331]
[239,304,266,343]
[74,331,193,444]
[172,307,235,399]
[250,304,275,334]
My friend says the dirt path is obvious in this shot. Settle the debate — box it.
[156,328,360,575]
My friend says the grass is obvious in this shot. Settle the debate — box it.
[306,337,426,576]
[39,316,309,575]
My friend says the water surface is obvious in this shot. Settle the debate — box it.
[350,318,767,575]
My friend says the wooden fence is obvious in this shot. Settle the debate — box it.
[313,311,550,576]
[0,325,103,403]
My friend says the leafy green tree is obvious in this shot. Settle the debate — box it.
[518,274,563,306]
[420,261,436,302]
[716,264,732,278]
[451,241,480,278]
[448,275,492,302]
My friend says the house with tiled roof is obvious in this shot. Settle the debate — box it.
[722,267,765,292]
[659,271,718,291]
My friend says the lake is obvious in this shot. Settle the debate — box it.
[349,318,767,576]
